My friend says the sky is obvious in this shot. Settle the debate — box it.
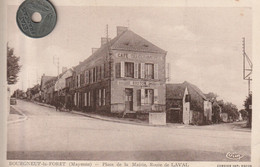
[7,6,252,109]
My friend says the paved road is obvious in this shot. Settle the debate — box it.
[7,100,251,161]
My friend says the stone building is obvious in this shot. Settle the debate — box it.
[68,26,167,115]
[40,74,56,103]
[166,81,212,125]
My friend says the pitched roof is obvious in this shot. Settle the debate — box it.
[183,81,207,100]
[41,76,55,84]
[166,83,186,99]
[166,81,208,100]
[111,30,167,54]
[74,29,166,73]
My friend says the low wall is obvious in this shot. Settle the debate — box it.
[149,112,166,125]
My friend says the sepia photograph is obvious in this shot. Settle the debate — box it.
[4,1,254,164]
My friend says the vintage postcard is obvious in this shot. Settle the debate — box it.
[1,0,260,167]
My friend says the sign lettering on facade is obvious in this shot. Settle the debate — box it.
[130,81,150,87]
[116,53,160,60]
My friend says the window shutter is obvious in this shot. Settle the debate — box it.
[103,89,106,105]
[77,75,80,87]
[101,64,104,79]
[99,89,102,106]
[140,63,145,79]
[134,63,139,78]
[154,89,158,104]
[121,61,125,78]
[90,69,93,83]
[77,92,80,106]
[137,90,141,106]
[90,91,93,107]
[154,64,158,79]
[86,70,89,84]
[141,89,145,105]
[84,93,87,106]
[116,63,121,78]
[88,92,91,106]
[74,93,77,105]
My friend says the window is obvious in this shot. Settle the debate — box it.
[125,62,134,78]
[185,94,190,102]
[140,63,158,79]
[140,89,154,105]
[88,92,91,106]
[99,66,102,80]
[80,73,84,86]
[77,75,80,87]
[145,63,154,79]
[85,92,87,106]
[96,66,100,81]
[93,68,96,82]
[145,89,154,104]
[89,69,92,83]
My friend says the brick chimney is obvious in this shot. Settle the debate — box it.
[92,48,99,54]
[101,37,111,46]
[117,26,128,36]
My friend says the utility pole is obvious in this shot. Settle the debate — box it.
[105,24,112,107]
[242,37,252,95]
[242,37,252,127]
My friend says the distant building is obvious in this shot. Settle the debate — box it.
[53,68,73,104]
[166,81,212,125]
[40,74,57,104]
[67,26,167,115]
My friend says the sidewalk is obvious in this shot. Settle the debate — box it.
[8,106,27,124]
[30,100,192,128]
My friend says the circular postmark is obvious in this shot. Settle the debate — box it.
[16,0,57,38]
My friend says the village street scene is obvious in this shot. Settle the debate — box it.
[6,6,252,161]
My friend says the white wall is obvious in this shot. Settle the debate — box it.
[182,87,190,125]
[54,70,72,91]
[204,100,212,121]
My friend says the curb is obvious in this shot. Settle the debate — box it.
[71,111,154,127]
[8,106,28,124]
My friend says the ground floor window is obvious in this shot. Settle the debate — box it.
[139,89,158,105]
[98,89,106,106]
[144,89,154,104]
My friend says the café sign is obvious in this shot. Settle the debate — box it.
[116,53,160,60]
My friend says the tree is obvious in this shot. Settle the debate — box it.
[7,45,21,85]
[222,102,239,121]
[239,109,248,120]
[244,94,252,128]
[205,92,218,101]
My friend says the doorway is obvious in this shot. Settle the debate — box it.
[125,88,133,111]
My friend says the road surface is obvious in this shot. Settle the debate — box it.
[7,100,251,161]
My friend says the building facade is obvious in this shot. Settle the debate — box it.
[166,81,213,125]
[69,26,167,115]
[40,74,56,103]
